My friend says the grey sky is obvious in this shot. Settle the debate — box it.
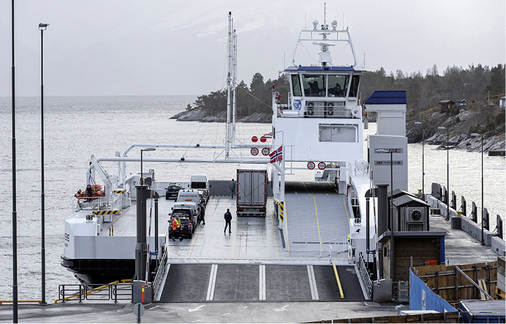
[0,0,504,97]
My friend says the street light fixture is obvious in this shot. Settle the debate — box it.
[471,133,484,245]
[140,148,156,186]
[438,126,450,220]
[414,122,425,199]
[38,22,49,307]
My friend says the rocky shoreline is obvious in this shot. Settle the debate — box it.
[423,132,505,155]
[172,109,505,155]
[170,107,271,123]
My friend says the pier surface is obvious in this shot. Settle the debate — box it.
[1,192,502,323]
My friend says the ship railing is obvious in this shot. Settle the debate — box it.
[152,247,169,302]
[357,252,373,299]
[55,279,132,304]
[75,196,112,212]
[319,236,348,262]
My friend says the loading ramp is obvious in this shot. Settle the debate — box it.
[159,263,365,303]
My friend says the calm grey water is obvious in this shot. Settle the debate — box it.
[0,96,504,301]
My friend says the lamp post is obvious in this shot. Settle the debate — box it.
[11,0,18,321]
[438,126,449,219]
[39,22,49,306]
[414,122,425,199]
[471,133,484,245]
[140,148,156,186]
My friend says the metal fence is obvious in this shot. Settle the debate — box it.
[153,248,168,301]
[357,252,372,299]
[56,281,132,304]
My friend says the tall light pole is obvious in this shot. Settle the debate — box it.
[140,148,156,186]
[471,133,484,245]
[414,122,425,199]
[438,126,449,220]
[39,22,49,306]
[11,0,18,321]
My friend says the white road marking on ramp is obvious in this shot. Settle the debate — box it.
[188,305,205,313]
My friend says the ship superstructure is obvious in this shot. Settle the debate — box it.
[270,14,408,265]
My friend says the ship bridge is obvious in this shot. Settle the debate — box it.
[272,65,365,164]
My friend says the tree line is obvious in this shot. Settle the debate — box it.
[361,64,505,119]
[187,64,505,122]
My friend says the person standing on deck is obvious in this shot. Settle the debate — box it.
[224,208,232,234]
[172,216,182,241]
[229,179,235,198]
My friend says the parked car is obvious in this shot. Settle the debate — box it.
[166,184,182,200]
[171,202,198,232]
[168,215,193,239]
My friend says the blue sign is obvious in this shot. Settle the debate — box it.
[293,100,301,110]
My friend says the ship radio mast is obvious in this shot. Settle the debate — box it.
[232,28,237,146]
[225,12,233,158]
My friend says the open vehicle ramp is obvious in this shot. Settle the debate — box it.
[159,264,364,303]
[282,181,350,258]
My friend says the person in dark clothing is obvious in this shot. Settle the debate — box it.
[224,208,232,233]
[198,205,206,225]
[229,179,235,198]
[86,184,93,202]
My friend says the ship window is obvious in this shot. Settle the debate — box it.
[349,75,360,97]
[328,75,349,97]
[291,75,302,97]
[319,124,357,142]
[302,74,325,97]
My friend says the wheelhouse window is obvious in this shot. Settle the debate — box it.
[349,75,360,97]
[291,74,302,97]
[302,74,325,97]
[327,75,349,97]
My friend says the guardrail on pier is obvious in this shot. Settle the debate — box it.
[55,279,132,304]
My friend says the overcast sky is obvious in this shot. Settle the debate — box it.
[0,0,504,97]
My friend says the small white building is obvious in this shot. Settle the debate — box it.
[499,96,505,109]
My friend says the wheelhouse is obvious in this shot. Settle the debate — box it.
[279,66,362,119]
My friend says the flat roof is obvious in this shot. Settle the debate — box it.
[364,90,407,105]
[284,65,359,72]
[378,230,446,243]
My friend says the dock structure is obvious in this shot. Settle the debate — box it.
[158,193,365,303]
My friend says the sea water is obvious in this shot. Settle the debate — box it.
[0,95,504,301]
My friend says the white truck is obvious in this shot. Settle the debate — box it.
[236,164,268,217]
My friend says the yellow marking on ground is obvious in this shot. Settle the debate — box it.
[332,263,345,299]
[312,195,323,253]
[0,300,42,305]
[187,229,199,258]
[302,181,322,248]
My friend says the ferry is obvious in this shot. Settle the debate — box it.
[61,8,503,308]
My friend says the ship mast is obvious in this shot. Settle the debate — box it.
[225,12,233,158]
[232,28,237,146]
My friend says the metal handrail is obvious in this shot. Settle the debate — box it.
[153,248,168,301]
[357,252,373,299]
[55,280,132,304]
